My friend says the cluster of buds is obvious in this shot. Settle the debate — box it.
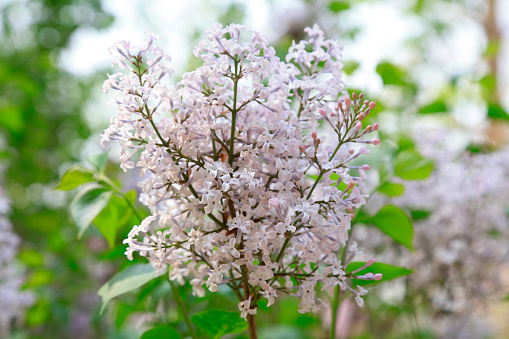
[103,23,382,319]
[319,93,379,145]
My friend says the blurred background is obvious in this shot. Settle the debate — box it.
[1,0,508,338]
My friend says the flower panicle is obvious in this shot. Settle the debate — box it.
[103,23,381,317]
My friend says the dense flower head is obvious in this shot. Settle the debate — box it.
[399,141,509,314]
[103,23,381,317]
[359,129,509,320]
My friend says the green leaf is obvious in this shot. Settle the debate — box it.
[394,150,434,180]
[88,152,109,172]
[480,74,496,93]
[306,174,319,181]
[378,182,405,197]
[342,60,359,75]
[18,249,44,267]
[0,104,24,133]
[55,165,95,190]
[484,40,501,58]
[329,0,350,12]
[98,263,159,314]
[410,210,432,221]
[93,194,133,248]
[376,62,407,86]
[398,135,415,151]
[26,299,51,326]
[418,101,447,114]
[370,205,414,250]
[70,184,112,238]
[378,161,391,183]
[487,103,509,121]
[25,269,54,287]
[94,190,137,248]
[115,302,139,329]
[347,262,413,286]
[125,189,138,206]
[353,208,372,224]
[191,310,248,339]
[141,327,181,339]
[306,173,349,191]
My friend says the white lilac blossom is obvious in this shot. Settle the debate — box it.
[0,179,34,336]
[358,130,509,331]
[396,142,509,314]
[102,24,381,319]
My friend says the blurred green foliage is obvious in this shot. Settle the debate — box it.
[0,0,120,338]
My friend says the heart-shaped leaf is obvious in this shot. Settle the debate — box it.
[370,205,414,250]
[70,184,112,238]
[55,165,95,191]
[191,310,247,339]
[141,327,181,339]
[394,150,433,180]
[378,182,405,197]
[93,191,136,248]
[98,263,159,314]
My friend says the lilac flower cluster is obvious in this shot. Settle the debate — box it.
[0,156,33,336]
[102,24,381,318]
[394,138,509,315]
[358,129,509,334]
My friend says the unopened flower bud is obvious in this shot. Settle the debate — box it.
[369,101,376,110]
[366,258,376,266]
[373,123,379,131]
[361,164,371,170]
[374,273,383,281]
[366,125,373,132]
[347,182,355,190]
[318,108,327,117]
[355,121,362,131]
[269,198,279,208]
[359,93,364,100]
[312,132,317,140]
[345,97,351,107]
[352,92,357,100]
[372,139,380,145]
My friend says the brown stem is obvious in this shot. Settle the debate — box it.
[242,267,258,339]
[247,313,257,339]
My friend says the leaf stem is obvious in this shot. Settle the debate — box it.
[330,179,390,338]
[121,193,143,223]
[169,280,199,339]
[330,285,340,339]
